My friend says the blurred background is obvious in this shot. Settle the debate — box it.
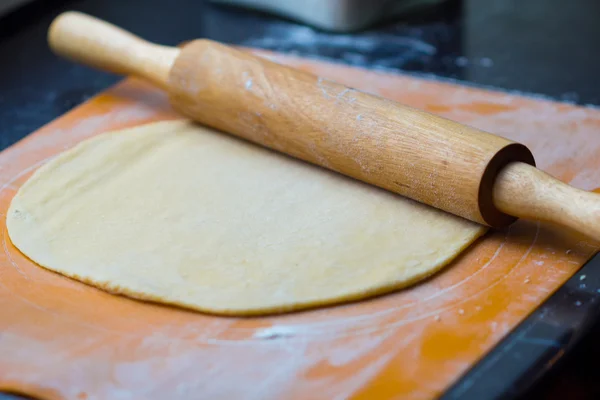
[1,0,599,151]
[0,0,599,399]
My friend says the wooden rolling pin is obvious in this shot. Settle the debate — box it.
[48,12,600,240]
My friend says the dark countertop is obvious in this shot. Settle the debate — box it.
[0,0,599,399]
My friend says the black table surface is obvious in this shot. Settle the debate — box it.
[1,0,599,399]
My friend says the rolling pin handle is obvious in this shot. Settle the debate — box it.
[493,162,600,241]
[48,11,180,89]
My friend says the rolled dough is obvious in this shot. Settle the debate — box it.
[7,120,485,315]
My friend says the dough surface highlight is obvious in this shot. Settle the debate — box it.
[7,120,485,315]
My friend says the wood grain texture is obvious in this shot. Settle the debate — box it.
[169,40,534,227]
[494,162,600,240]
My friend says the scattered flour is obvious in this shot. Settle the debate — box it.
[254,325,299,340]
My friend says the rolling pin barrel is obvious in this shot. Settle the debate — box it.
[49,12,535,227]
[49,12,600,241]
[169,40,534,227]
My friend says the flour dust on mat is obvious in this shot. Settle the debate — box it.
[6,120,485,315]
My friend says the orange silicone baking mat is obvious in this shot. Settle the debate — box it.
[1,52,599,400]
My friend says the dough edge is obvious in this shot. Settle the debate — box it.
[7,120,487,316]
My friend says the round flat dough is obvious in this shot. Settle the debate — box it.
[7,120,485,315]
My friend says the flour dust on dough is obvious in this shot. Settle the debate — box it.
[7,120,485,315]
